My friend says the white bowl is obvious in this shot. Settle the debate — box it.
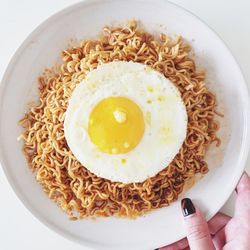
[0,0,250,249]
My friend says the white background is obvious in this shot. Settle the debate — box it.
[0,0,249,249]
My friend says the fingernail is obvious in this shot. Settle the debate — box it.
[181,198,196,217]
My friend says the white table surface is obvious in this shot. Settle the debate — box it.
[0,0,249,249]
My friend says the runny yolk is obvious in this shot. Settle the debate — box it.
[88,96,145,154]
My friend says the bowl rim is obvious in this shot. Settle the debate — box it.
[0,0,250,249]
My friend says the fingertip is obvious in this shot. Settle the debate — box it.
[236,172,250,193]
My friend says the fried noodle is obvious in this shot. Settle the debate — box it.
[19,21,220,219]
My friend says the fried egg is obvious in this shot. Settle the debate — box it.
[64,61,187,183]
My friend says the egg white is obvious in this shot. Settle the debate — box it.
[64,61,187,183]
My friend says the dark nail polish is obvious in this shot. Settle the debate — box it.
[181,198,196,217]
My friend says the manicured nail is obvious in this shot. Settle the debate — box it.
[181,198,196,217]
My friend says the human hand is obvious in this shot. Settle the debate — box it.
[159,172,250,250]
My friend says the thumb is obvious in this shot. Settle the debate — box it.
[235,172,250,218]
[181,198,215,250]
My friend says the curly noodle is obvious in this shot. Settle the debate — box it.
[19,21,220,219]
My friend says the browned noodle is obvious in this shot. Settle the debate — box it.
[19,21,220,219]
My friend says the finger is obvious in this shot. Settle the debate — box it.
[212,226,226,250]
[208,212,230,235]
[235,172,250,219]
[181,198,215,250]
[159,238,188,250]
[236,172,250,193]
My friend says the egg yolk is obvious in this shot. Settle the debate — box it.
[88,96,145,154]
